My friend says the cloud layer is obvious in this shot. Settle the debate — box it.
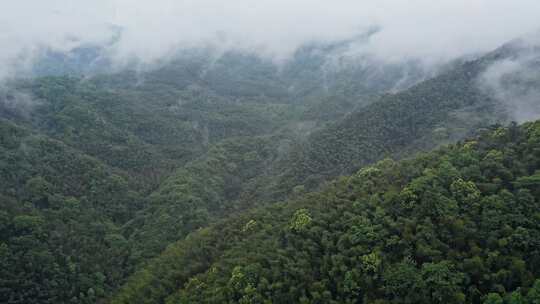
[2,0,540,78]
[478,42,540,123]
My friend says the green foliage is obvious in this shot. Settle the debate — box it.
[278,54,509,193]
[289,208,313,232]
[125,135,283,262]
[2,42,540,304]
[113,121,540,304]
[420,261,464,303]
[484,293,504,304]
[0,55,309,302]
[528,280,540,304]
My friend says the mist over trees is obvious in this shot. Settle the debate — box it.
[1,2,540,304]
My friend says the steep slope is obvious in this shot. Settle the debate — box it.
[0,119,143,303]
[105,39,540,282]
[0,72,300,303]
[3,36,539,304]
[278,40,540,192]
[112,120,540,304]
[2,75,295,189]
[0,71,300,303]
[124,134,289,263]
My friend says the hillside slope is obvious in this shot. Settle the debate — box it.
[2,38,540,304]
[278,40,540,192]
[0,119,144,303]
[112,120,540,304]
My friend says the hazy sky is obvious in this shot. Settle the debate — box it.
[1,0,540,77]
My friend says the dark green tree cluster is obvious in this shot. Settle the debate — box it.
[0,119,142,303]
[278,52,511,193]
[124,135,285,263]
[113,120,540,304]
[0,71,299,303]
[0,47,349,302]
[2,38,539,304]
[0,53,312,302]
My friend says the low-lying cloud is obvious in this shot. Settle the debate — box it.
[2,0,540,79]
[0,86,42,119]
[478,38,540,123]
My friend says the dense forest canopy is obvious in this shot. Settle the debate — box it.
[113,119,540,304]
[0,20,540,304]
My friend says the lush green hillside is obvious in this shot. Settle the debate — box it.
[276,45,534,193]
[286,39,540,193]
[0,45,367,302]
[0,66,302,303]
[112,120,540,304]
[0,119,143,303]
[124,134,290,263]
[4,74,299,189]
[2,38,539,304]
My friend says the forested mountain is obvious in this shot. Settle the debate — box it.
[112,118,540,304]
[0,118,142,302]
[1,35,540,304]
[2,39,428,303]
[0,64,300,303]
[278,39,540,192]
[125,135,289,263]
[31,33,437,124]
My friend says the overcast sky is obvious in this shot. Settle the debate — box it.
[1,0,540,77]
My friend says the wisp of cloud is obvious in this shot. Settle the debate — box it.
[1,0,540,79]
